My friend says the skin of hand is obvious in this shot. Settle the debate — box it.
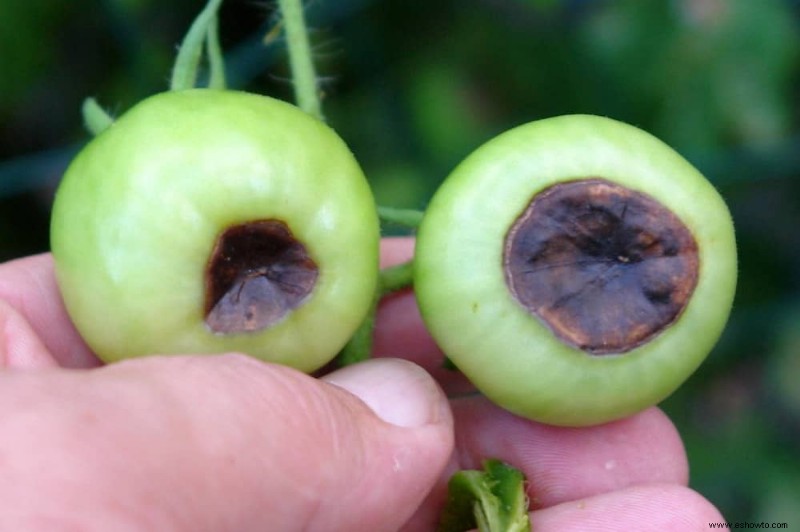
[0,238,725,531]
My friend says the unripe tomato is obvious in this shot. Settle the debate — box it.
[51,89,379,372]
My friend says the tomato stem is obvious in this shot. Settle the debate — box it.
[379,260,414,294]
[170,0,225,91]
[336,260,415,366]
[336,298,378,366]
[81,98,114,136]
[277,0,324,121]
[205,12,227,89]
[377,206,425,229]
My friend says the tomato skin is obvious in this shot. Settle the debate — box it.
[414,114,737,427]
[51,89,379,372]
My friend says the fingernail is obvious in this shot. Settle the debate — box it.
[323,358,446,428]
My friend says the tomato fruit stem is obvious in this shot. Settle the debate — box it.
[205,11,227,89]
[377,206,425,229]
[81,97,114,136]
[170,0,225,91]
[277,0,324,120]
[337,260,415,365]
[379,260,414,293]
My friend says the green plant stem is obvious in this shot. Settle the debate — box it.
[170,0,224,91]
[337,260,415,366]
[277,0,323,120]
[82,98,114,136]
[379,261,414,294]
[205,13,227,89]
[336,295,379,366]
[377,206,425,229]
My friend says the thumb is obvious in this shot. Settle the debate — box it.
[318,358,455,529]
[0,355,453,531]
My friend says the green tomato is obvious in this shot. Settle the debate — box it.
[51,89,379,372]
[415,114,737,427]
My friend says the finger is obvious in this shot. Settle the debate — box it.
[374,290,476,395]
[378,236,416,268]
[375,238,475,394]
[451,397,688,508]
[0,254,100,368]
[530,483,724,531]
[0,300,59,370]
[402,398,688,530]
[0,355,453,531]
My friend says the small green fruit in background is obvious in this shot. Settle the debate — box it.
[51,89,379,372]
[415,114,737,427]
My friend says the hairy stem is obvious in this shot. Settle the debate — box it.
[277,0,324,120]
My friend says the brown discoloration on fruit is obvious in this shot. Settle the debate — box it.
[503,178,699,354]
[205,220,318,334]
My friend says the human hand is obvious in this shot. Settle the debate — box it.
[0,248,452,531]
[374,238,727,531]
[0,238,724,531]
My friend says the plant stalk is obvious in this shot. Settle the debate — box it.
[277,0,324,120]
[170,0,224,91]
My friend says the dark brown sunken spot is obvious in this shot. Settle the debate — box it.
[205,220,318,334]
[503,178,699,354]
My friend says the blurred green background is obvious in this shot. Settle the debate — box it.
[2,0,799,524]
